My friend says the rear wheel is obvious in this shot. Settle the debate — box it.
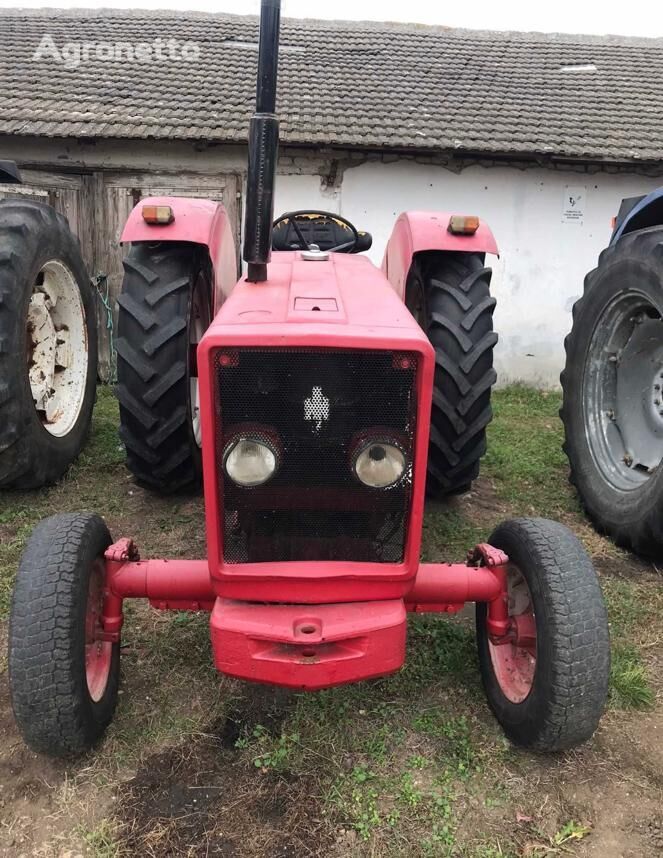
[406,252,496,496]
[476,518,610,751]
[0,200,96,488]
[9,513,119,757]
[116,242,212,493]
[561,227,663,556]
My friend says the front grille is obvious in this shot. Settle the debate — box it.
[215,348,418,564]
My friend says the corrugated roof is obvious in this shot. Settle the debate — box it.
[0,8,662,163]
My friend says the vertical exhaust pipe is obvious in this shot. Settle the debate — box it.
[243,0,281,283]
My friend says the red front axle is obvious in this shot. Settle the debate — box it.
[101,539,522,690]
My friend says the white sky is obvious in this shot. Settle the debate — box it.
[0,0,661,38]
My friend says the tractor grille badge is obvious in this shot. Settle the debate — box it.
[304,386,330,432]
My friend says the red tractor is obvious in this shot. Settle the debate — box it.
[9,1,609,757]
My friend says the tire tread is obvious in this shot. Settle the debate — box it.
[478,518,610,751]
[411,252,496,496]
[116,243,207,493]
[9,513,118,757]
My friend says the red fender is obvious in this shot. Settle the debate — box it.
[120,196,238,312]
[382,211,499,301]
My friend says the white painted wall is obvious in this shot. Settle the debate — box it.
[273,172,341,215]
[278,160,662,387]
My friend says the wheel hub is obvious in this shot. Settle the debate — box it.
[27,260,88,438]
[488,565,537,704]
[615,318,663,472]
[85,560,112,703]
[584,292,663,490]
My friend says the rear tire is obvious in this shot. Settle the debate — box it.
[116,242,212,493]
[561,227,663,556]
[0,200,96,488]
[406,252,497,497]
[9,513,119,757]
[476,518,610,752]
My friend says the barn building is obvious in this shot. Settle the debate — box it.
[1,8,662,382]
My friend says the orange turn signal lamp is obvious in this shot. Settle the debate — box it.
[142,205,174,225]
[448,215,480,235]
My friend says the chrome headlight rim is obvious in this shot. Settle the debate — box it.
[223,434,280,487]
[352,437,408,489]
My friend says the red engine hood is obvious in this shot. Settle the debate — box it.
[202,251,430,350]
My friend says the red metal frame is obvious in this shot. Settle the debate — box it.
[101,541,518,689]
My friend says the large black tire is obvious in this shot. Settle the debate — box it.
[476,518,610,752]
[9,513,120,757]
[406,252,497,496]
[0,200,96,488]
[561,227,663,557]
[116,242,212,493]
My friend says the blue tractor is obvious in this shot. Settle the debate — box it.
[562,189,663,556]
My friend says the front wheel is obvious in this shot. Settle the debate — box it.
[476,518,610,752]
[9,513,120,757]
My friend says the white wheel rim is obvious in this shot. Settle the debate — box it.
[189,274,209,448]
[28,260,88,438]
[191,379,202,447]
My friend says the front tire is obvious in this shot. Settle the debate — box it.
[9,513,119,757]
[116,242,212,493]
[0,200,96,488]
[406,252,497,497]
[476,518,610,752]
[561,227,663,556]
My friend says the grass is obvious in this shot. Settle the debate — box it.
[0,384,662,857]
[80,820,120,858]
[483,384,578,518]
[602,577,660,710]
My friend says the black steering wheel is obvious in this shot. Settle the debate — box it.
[272,210,360,253]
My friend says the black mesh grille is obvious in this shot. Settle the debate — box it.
[215,348,418,564]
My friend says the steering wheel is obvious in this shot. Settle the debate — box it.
[272,210,360,253]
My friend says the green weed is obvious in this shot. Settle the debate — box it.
[79,819,119,858]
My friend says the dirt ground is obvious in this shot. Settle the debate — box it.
[0,388,662,857]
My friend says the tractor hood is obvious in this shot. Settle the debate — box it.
[203,251,427,346]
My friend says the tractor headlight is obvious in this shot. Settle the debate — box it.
[224,437,278,487]
[353,440,406,488]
